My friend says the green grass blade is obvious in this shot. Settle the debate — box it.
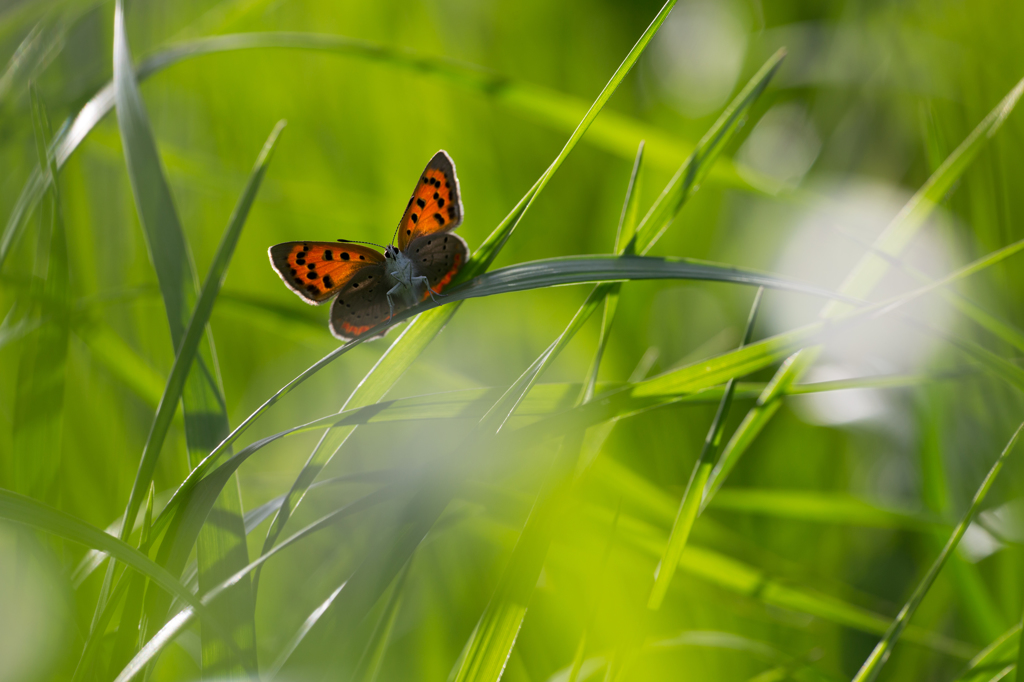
[467,0,679,276]
[647,288,763,610]
[852,421,1024,682]
[113,0,193,347]
[117,118,284,555]
[580,141,645,404]
[952,625,1020,682]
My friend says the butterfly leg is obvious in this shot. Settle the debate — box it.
[414,275,445,302]
[386,282,406,320]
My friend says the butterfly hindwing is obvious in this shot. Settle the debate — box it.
[328,265,396,340]
[269,241,385,304]
[408,232,469,298]
[396,150,464,251]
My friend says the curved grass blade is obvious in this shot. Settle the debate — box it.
[852,421,1024,682]
[118,118,284,558]
[111,114,282,676]
[647,287,763,610]
[705,73,1024,502]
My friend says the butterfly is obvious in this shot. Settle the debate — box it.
[269,150,469,341]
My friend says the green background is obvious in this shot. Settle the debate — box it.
[2,0,1024,680]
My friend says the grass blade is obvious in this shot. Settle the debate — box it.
[851,421,1024,682]
[117,118,285,562]
[580,142,645,404]
[647,287,763,610]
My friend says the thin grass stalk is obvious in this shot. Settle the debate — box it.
[646,287,763,609]
[852,421,1024,682]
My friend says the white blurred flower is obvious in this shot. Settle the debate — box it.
[761,181,960,428]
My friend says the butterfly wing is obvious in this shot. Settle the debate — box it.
[395,150,464,251]
[269,241,385,304]
[408,232,469,298]
[328,266,397,341]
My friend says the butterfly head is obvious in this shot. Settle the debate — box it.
[385,244,400,259]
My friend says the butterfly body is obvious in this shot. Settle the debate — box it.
[377,244,438,317]
[269,150,468,341]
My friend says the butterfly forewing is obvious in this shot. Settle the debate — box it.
[396,151,464,251]
[408,232,469,298]
[329,266,394,340]
[269,241,385,304]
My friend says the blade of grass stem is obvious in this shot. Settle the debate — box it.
[580,142,644,404]
[647,288,763,609]
[851,421,1024,682]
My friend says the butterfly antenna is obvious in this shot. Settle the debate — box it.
[336,238,387,249]
[389,221,402,247]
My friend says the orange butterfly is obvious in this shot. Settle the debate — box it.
[269,151,468,340]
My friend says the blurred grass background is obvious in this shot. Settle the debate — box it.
[2,0,1024,681]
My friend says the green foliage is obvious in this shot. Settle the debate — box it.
[3,2,1024,682]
